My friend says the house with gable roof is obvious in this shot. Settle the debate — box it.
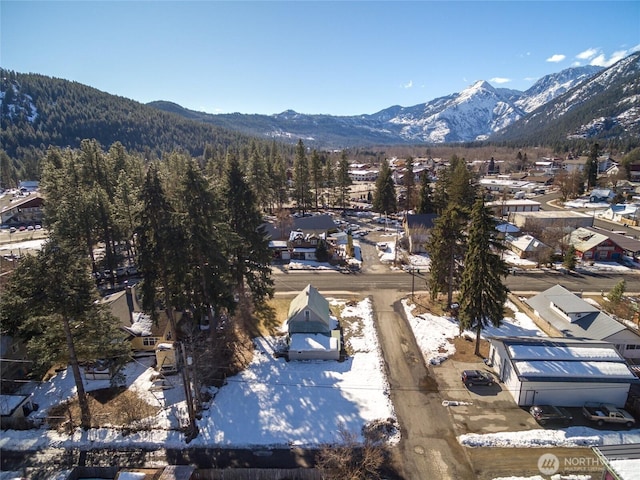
[403,213,437,253]
[526,284,640,360]
[564,226,624,261]
[285,284,341,360]
[505,234,548,259]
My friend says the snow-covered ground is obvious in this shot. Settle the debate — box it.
[1,298,396,451]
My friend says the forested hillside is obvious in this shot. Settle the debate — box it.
[0,69,260,177]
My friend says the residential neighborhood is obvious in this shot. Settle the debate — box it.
[3,146,640,480]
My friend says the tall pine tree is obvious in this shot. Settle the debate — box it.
[222,153,274,303]
[458,197,509,356]
[372,159,397,215]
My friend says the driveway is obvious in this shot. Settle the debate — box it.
[370,289,475,479]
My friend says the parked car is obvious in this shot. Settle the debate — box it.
[582,403,636,427]
[529,405,573,426]
[461,370,494,387]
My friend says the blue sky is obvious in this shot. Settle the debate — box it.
[2,1,639,116]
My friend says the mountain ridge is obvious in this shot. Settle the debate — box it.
[149,63,617,146]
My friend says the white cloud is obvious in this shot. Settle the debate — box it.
[576,48,598,60]
[571,61,582,67]
[490,77,511,84]
[578,45,639,68]
[402,80,413,89]
[546,54,566,63]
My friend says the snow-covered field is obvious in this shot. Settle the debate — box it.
[1,298,396,451]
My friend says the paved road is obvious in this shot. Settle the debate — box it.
[273,269,640,295]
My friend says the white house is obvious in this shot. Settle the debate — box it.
[526,284,640,360]
[488,336,637,407]
[285,284,341,361]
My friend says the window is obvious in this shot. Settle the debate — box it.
[305,310,310,321]
[143,337,157,347]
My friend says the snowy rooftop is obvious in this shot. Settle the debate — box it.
[124,311,153,336]
[289,333,338,352]
[514,360,635,379]
[508,344,622,362]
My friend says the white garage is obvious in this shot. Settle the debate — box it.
[488,336,638,407]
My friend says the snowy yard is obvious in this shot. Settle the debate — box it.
[1,298,396,451]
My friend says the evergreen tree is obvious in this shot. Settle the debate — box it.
[0,237,129,429]
[426,205,466,305]
[416,172,434,214]
[315,240,330,263]
[177,159,235,325]
[372,159,397,214]
[273,149,289,210]
[586,143,600,189]
[608,279,626,306]
[222,154,274,303]
[563,245,577,271]
[310,149,324,211]
[0,149,19,188]
[336,151,351,210]
[247,141,267,211]
[448,156,476,212]
[324,155,336,207]
[404,156,415,211]
[136,163,186,323]
[293,140,311,213]
[458,198,509,356]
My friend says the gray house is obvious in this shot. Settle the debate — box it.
[526,284,640,360]
[403,213,437,253]
[285,284,340,360]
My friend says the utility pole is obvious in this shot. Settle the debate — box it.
[179,343,198,442]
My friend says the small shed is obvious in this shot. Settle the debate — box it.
[488,336,637,407]
[156,343,177,373]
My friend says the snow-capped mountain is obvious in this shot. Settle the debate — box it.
[514,65,602,113]
[150,63,607,146]
[495,52,640,142]
[370,80,525,143]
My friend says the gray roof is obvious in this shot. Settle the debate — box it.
[526,285,627,340]
[584,226,640,255]
[287,284,331,328]
[293,214,336,232]
[404,213,437,230]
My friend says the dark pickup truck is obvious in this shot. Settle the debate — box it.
[529,405,573,426]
